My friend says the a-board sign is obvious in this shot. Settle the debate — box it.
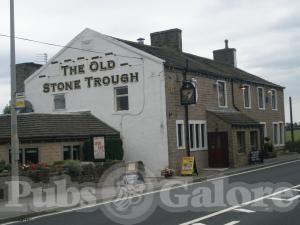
[181,156,195,175]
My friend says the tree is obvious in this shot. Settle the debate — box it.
[3,104,10,114]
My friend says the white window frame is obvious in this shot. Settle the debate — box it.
[271,89,278,110]
[189,120,208,151]
[114,86,129,112]
[217,80,228,108]
[176,120,185,149]
[278,121,285,146]
[257,87,265,110]
[272,121,285,147]
[260,122,267,138]
[243,84,251,109]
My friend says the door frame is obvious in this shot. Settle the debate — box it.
[208,132,229,168]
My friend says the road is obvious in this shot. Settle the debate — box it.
[3,160,300,225]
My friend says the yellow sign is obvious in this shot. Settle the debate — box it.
[181,156,195,175]
[16,93,25,109]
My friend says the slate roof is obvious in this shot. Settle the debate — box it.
[16,63,42,93]
[0,112,119,143]
[117,39,282,88]
[207,110,262,127]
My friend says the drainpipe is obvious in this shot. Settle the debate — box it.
[231,79,240,111]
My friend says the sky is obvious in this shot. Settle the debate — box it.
[0,0,299,121]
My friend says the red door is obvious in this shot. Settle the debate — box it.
[208,132,229,168]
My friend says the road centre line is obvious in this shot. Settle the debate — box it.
[233,208,255,213]
[224,221,240,225]
[1,160,300,225]
[179,184,300,225]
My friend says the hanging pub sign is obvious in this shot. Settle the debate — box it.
[93,137,105,159]
[180,80,196,105]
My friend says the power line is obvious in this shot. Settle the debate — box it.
[0,33,143,60]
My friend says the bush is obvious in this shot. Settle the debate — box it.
[286,140,300,153]
[64,160,81,180]
[24,164,51,183]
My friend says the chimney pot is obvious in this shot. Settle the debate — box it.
[225,39,229,48]
[137,38,145,45]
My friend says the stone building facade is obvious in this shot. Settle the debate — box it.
[19,28,285,174]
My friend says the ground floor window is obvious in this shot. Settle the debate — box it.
[273,122,285,146]
[9,148,39,164]
[176,120,207,150]
[250,131,258,151]
[63,145,81,160]
[237,131,246,153]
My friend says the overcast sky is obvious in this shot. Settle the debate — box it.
[0,0,299,121]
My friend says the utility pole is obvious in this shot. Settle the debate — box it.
[290,97,295,143]
[10,0,20,201]
[183,59,190,157]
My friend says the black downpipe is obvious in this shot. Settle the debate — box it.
[231,79,240,111]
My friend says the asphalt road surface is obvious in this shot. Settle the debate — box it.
[3,160,300,225]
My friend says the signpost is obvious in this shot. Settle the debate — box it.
[15,92,25,110]
[93,137,105,159]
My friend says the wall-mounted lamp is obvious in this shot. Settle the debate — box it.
[267,89,272,95]
[240,84,247,90]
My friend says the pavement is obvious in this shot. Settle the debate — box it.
[0,152,299,225]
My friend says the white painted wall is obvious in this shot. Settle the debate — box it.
[25,28,169,175]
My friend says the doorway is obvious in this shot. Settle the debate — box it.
[208,132,229,168]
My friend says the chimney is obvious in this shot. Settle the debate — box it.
[137,38,145,45]
[213,40,237,67]
[150,28,182,52]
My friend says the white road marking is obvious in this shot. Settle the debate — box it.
[233,208,255,213]
[269,195,300,202]
[224,221,240,225]
[192,223,206,225]
[292,189,300,192]
[179,184,300,225]
[1,160,300,225]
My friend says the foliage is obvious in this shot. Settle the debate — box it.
[3,104,10,114]
[82,137,124,161]
[63,160,81,179]
[22,163,51,183]
[0,160,10,173]
[285,140,300,153]
[161,167,175,178]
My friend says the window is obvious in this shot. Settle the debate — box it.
[273,122,285,146]
[25,148,39,164]
[250,131,258,151]
[115,86,129,111]
[9,148,39,164]
[217,81,227,107]
[260,122,267,138]
[189,120,207,151]
[176,120,207,150]
[54,94,66,110]
[257,87,265,110]
[176,120,185,149]
[237,131,246,153]
[63,145,80,160]
[271,89,278,110]
[243,85,251,108]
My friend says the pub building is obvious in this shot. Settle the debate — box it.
[0,28,285,175]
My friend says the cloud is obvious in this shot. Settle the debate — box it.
[0,0,299,121]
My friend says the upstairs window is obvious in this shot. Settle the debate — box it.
[54,94,66,110]
[257,87,265,110]
[217,80,227,107]
[271,89,278,110]
[115,86,129,111]
[243,85,251,109]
